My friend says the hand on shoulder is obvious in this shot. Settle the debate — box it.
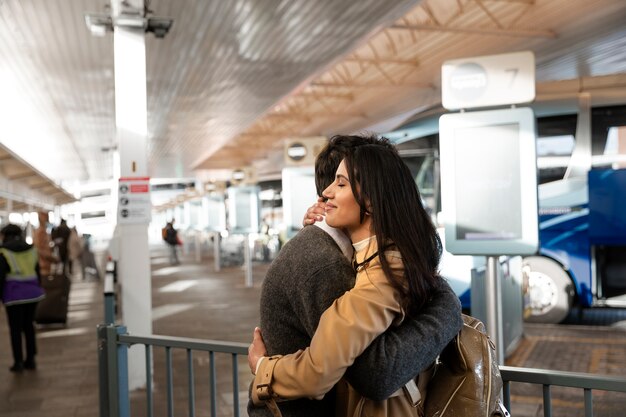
[302,197,327,226]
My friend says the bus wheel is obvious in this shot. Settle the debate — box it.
[522,256,574,324]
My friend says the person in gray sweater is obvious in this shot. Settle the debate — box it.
[248,135,463,417]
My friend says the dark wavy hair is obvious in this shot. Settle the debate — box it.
[315,135,394,196]
[342,139,443,315]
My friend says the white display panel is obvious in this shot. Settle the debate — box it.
[227,185,260,233]
[282,167,317,234]
[439,107,538,255]
[204,195,226,232]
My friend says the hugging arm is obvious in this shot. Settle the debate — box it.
[344,279,463,401]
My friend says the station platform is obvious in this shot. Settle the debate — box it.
[1,247,625,417]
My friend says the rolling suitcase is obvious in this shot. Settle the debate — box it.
[35,263,71,325]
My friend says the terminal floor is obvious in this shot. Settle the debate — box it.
[1,247,625,417]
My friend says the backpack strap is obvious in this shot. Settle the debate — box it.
[402,360,436,415]
[403,378,421,406]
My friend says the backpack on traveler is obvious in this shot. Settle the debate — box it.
[422,314,510,417]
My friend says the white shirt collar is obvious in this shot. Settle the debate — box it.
[314,220,353,260]
[352,235,376,252]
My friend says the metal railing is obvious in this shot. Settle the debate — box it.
[500,366,626,417]
[99,325,626,417]
[98,324,248,417]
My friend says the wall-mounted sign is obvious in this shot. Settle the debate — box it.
[117,177,152,224]
[283,137,327,167]
[442,51,535,110]
[230,167,257,185]
[286,142,307,161]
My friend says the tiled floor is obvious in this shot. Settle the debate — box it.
[1,246,625,417]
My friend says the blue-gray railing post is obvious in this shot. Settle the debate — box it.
[98,325,120,417]
[98,324,130,417]
[98,325,109,417]
[116,326,130,417]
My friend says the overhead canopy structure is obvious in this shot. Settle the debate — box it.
[0,145,76,213]
[0,0,624,188]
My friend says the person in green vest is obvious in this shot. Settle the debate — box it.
[0,223,44,372]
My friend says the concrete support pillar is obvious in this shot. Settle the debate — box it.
[111,0,151,390]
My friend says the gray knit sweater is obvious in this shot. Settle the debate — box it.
[248,225,462,417]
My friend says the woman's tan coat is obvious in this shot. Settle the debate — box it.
[252,239,421,417]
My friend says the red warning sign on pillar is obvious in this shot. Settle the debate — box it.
[118,177,152,224]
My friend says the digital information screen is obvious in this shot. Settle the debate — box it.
[282,166,317,233]
[439,108,538,255]
[205,196,226,232]
[227,185,260,233]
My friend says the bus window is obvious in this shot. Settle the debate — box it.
[536,114,577,184]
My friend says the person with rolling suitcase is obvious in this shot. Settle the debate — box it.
[0,224,44,372]
[33,211,60,281]
[33,214,71,325]
[51,219,71,274]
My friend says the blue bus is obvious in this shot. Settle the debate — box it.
[387,102,626,323]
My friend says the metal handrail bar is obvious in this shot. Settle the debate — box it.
[500,366,626,392]
[119,333,249,354]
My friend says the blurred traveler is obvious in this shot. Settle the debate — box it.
[68,227,83,277]
[32,212,57,278]
[81,234,100,281]
[0,224,44,372]
[163,220,180,265]
[51,219,71,273]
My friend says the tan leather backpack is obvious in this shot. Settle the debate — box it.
[423,314,510,417]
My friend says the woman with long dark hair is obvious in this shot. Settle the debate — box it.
[249,136,451,417]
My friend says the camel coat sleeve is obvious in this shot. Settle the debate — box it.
[252,248,404,404]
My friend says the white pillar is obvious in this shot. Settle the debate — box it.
[112,0,152,390]
[195,232,202,262]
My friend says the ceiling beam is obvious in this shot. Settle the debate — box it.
[390,23,556,39]
[264,113,312,122]
[488,0,535,4]
[298,91,354,100]
[344,57,419,66]
[7,171,38,181]
[265,110,367,118]
[311,81,432,89]
[238,132,300,138]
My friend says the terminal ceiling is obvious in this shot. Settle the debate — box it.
[0,0,625,199]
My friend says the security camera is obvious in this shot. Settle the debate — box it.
[85,12,172,39]
[147,17,173,38]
